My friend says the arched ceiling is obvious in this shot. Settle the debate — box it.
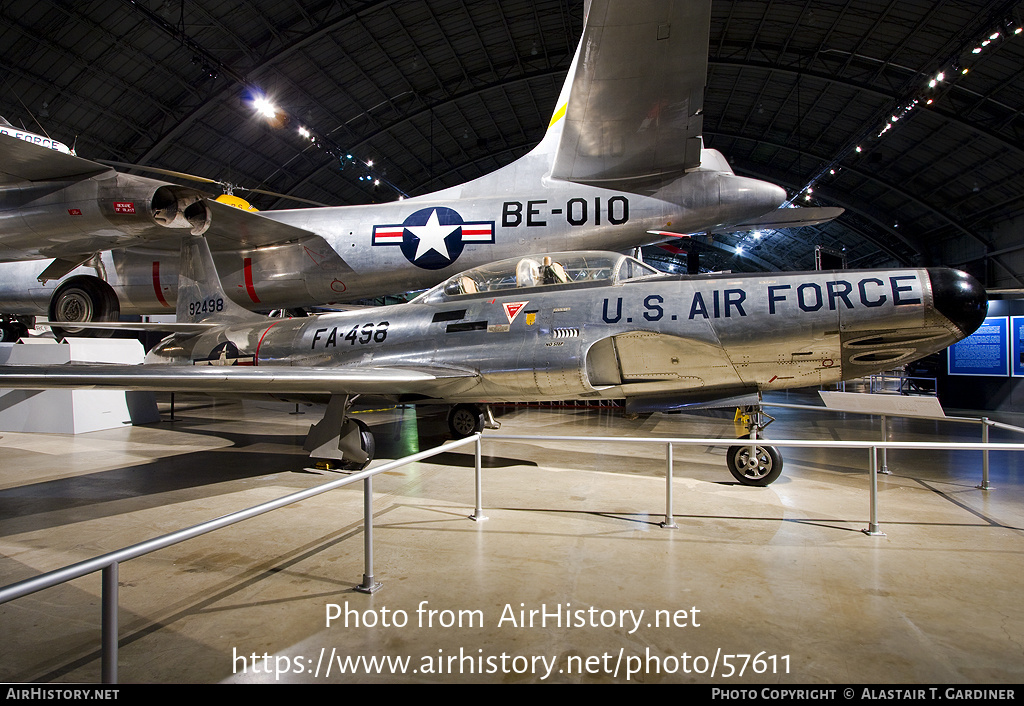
[2,0,1022,285]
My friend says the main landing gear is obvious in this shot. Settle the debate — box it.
[447,404,500,438]
[727,403,783,486]
[303,395,375,470]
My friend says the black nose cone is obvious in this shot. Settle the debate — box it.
[928,268,987,337]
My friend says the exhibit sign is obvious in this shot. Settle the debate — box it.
[1012,316,1024,377]
[947,316,1009,376]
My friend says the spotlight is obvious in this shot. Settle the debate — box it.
[253,95,277,118]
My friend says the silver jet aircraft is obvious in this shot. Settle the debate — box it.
[0,0,839,339]
[0,235,986,486]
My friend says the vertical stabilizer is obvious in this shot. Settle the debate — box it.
[177,235,264,325]
[544,0,711,187]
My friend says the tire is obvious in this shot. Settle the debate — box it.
[48,277,119,339]
[344,418,375,471]
[726,442,783,486]
[0,323,21,342]
[448,404,484,438]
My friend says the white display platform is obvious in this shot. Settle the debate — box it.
[0,338,159,434]
[818,390,945,418]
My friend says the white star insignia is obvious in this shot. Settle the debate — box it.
[408,209,459,261]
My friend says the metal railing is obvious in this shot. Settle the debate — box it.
[867,372,938,395]
[763,400,1024,490]
[5,414,1024,683]
[0,433,487,684]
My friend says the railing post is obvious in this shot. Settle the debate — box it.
[979,418,993,490]
[880,414,890,474]
[864,447,886,536]
[101,562,118,684]
[661,442,677,529]
[470,434,488,522]
[355,476,382,594]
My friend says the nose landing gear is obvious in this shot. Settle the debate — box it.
[727,403,783,486]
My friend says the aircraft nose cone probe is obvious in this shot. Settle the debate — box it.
[928,268,988,337]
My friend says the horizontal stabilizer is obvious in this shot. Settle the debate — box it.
[710,206,845,234]
[36,320,218,334]
[201,198,324,252]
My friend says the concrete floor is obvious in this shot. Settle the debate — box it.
[0,391,1022,684]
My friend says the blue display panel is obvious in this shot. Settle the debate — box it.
[948,316,1009,376]
[1012,316,1024,377]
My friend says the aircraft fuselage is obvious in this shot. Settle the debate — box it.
[148,262,985,407]
[0,165,783,314]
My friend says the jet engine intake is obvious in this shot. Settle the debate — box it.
[152,185,211,235]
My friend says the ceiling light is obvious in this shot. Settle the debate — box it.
[253,95,277,118]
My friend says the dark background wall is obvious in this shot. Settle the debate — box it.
[935,299,1024,413]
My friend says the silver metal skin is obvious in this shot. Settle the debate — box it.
[0,134,210,261]
[154,257,980,404]
[1,239,986,405]
[0,236,987,479]
[0,0,837,322]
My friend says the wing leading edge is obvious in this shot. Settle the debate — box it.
[0,364,476,397]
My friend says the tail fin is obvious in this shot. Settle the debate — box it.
[539,0,711,187]
[177,235,264,325]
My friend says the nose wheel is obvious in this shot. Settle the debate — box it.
[726,443,782,486]
[727,401,783,486]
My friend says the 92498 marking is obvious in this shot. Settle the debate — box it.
[189,298,224,317]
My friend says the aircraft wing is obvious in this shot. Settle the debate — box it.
[0,132,112,184]
[710,206,845,233]
[0,364,476,397]
[550,0,710,186]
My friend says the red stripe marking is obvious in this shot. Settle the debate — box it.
[152,261,170,307]
[243,257,261,303]
[254,321,282,365]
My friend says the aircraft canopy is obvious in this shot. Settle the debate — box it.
[419,251,662,302]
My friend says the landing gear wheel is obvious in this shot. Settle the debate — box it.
[448,404,484,438]
[726,443,783,486]
[343,418,375,471]
[0,322,27,342]
[48,278,119,339]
